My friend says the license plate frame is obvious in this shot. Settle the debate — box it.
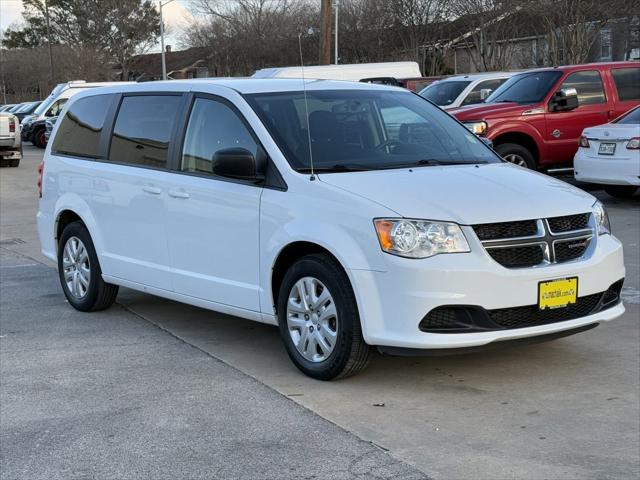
[538,277,578,310]
[598,142,616,155]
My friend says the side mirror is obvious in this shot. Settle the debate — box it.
[480,137,494,149]
[480,88,493,100]
[549,87,579,112]
[212,147,265,182]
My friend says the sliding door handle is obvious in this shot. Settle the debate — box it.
[142,186,162,195]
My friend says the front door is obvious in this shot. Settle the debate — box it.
[165,95,262,312]
[545,70,611,164]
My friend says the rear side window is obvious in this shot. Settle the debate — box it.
[559,71,606,105]
[52,94,113,158]
[181,98,258,174]
[611,68,640,101]
[109,95,182,168]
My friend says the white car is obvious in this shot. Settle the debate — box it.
[574,106,640,198]
[418,72,515,110]
[38,79,625,380]
[0,112,22,167]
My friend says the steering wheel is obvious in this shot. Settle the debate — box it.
[375,140,404,152]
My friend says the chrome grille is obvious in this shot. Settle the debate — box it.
[473,214,593,268]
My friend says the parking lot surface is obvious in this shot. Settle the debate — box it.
[1,146,639,479]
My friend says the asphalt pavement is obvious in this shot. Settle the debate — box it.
[1,146,639,479]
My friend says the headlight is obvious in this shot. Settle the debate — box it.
[463,121,487,136]
[592,201,611,235]
[374,219,470,258]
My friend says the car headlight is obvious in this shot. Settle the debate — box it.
[592,201,611,235]
[374,219,470,258]
[463,121,487,136]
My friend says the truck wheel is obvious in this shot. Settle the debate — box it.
[495,143,536,169]
[58,221,119,312]
[9,159,20,167]
[604,185,638,198]
[277,253,371,380]
[34,128,47,149]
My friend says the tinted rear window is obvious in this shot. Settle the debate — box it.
[612,68,640,101]
[52,94,113,158]
[109,95,182,168]
[615,106,640,124]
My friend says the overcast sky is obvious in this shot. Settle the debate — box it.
[0,0,193,52]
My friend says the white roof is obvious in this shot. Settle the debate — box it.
[252,62,422,81]
[436,72,516,83]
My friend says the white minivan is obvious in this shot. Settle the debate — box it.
[38,79,625,380]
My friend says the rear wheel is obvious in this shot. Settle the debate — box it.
[277,253,370,380]
[495,143,536,169]
[58,221,119,312]
[604,185,638,198]
[8,158,20,167]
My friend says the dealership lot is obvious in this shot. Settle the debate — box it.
[1,146,639,479]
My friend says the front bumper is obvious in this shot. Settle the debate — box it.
[574,150,640,186]
[351,232,625,349]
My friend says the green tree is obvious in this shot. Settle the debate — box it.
[2,0,160,80]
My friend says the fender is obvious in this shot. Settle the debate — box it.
[488,119,548,160]
[53,193,105,261]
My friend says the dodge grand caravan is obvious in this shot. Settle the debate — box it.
[38,79,626,380]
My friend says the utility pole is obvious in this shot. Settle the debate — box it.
[159,0,176,81]
[319,0,332,65]
[44,0,54,84]
[334,1,339,64]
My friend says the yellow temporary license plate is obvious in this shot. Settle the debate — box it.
[538,277,578,310]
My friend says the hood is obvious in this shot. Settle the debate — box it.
[319,163,595,224]
[449,102,530,121]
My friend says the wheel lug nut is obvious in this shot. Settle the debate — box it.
[304,314,309,320]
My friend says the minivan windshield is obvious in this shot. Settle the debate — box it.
[419,81,471,106]
[246,89,501,172]
[486,71,562,104]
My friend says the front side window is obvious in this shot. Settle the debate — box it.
[559,71,606,105]
[47,98,68,117]
[51,94,113,158]
[246,89,500,172]
[486,71,562,104]
[461,78,507,106]
[420,81,471,106]
[612,68,640,101]
[109,95,182,168]
[181,98,258,174]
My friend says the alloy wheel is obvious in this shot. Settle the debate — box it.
[503,153,528,167]
[62,236,91,299]
[286,276,338,362]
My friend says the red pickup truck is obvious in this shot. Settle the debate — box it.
[450,61,639,169]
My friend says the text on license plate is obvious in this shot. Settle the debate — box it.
[538,277,578,310]
[598,142,616,155]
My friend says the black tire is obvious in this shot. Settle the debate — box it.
[8,159,20,167]
[57,221,118,312]
[604,185,638,199]
[277,253,371,380]
[33,128,46,148]
[495,143,536,169]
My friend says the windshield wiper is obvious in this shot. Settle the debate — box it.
[296,164,377,173]
[380,159,489,169]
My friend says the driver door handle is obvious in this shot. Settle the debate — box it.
[142,185,161,195]
[168,189,190,199]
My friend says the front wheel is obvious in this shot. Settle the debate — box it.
[277,253,371,380]
[604,185,638,199]
[495,143,536,169]
[58,221,119,311]
[33,128,46,148]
